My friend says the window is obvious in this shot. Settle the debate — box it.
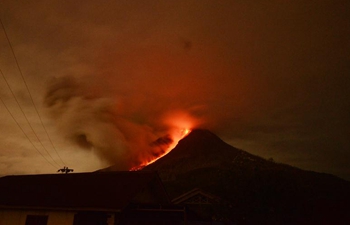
[25,215,48,225]
[73,212,109,225]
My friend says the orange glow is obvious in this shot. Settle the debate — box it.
[145,130,190,165]
[130,128,192,171]
[130,111,199,171]
[182,128,191,136]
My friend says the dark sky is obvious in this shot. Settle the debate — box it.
[0,0,349,179]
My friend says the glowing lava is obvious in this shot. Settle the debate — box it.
[130,111,198,171]
[149,128,191,165]
[130,127,192,171]
[182,128,191,137]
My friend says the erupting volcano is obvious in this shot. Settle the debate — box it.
[44,75,201,171]
[130,127,192,171]
[140,129,350,224]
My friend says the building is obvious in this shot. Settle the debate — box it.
[0,171,185,225]
[172,188,234,224]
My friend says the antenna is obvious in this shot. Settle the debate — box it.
[57,166,74,174]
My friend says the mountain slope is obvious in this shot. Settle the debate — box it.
[143,129,350,224]
[145,129,242,173]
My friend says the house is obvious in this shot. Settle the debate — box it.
[0,171,185,225]
[172,188,222,205]
[172,188,234,224]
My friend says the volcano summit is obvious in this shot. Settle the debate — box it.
[102,129,350,224]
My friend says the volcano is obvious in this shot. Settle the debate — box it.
[100,129,350,224]
[143,129,350,224]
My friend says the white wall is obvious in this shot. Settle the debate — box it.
[0,209,115,225]
[0,209,74,225]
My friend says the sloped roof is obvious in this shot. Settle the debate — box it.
[172,188,222,205]
[0,171,169,211]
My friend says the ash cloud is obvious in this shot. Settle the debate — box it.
[44,75,179,170]
[1,0,349,178]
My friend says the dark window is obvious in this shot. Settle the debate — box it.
[25,215,48,225]
[73,212,109,225]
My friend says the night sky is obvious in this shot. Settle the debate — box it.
[0,1,349,180]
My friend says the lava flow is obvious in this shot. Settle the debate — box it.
[130,127,192,171]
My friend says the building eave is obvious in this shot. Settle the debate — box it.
[0,205,121,213]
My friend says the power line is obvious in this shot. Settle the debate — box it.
[0,70,62,168]
[0,82,58,169]
[0,18,66,166]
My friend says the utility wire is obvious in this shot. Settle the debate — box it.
[0,98,58,170]
[0,96,58,169]
[0,18,65,166]
[0,69,60,168]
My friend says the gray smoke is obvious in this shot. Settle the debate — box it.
[44,75,174,170]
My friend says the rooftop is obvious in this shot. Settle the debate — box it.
[0,171,169,211]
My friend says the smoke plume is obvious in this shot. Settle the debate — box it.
[44,75,199,170]
[27,0,349,179]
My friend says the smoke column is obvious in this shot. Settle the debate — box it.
[1,0,349,178]
[44,74,200,170]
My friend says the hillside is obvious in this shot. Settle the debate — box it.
[143,129,350,224]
